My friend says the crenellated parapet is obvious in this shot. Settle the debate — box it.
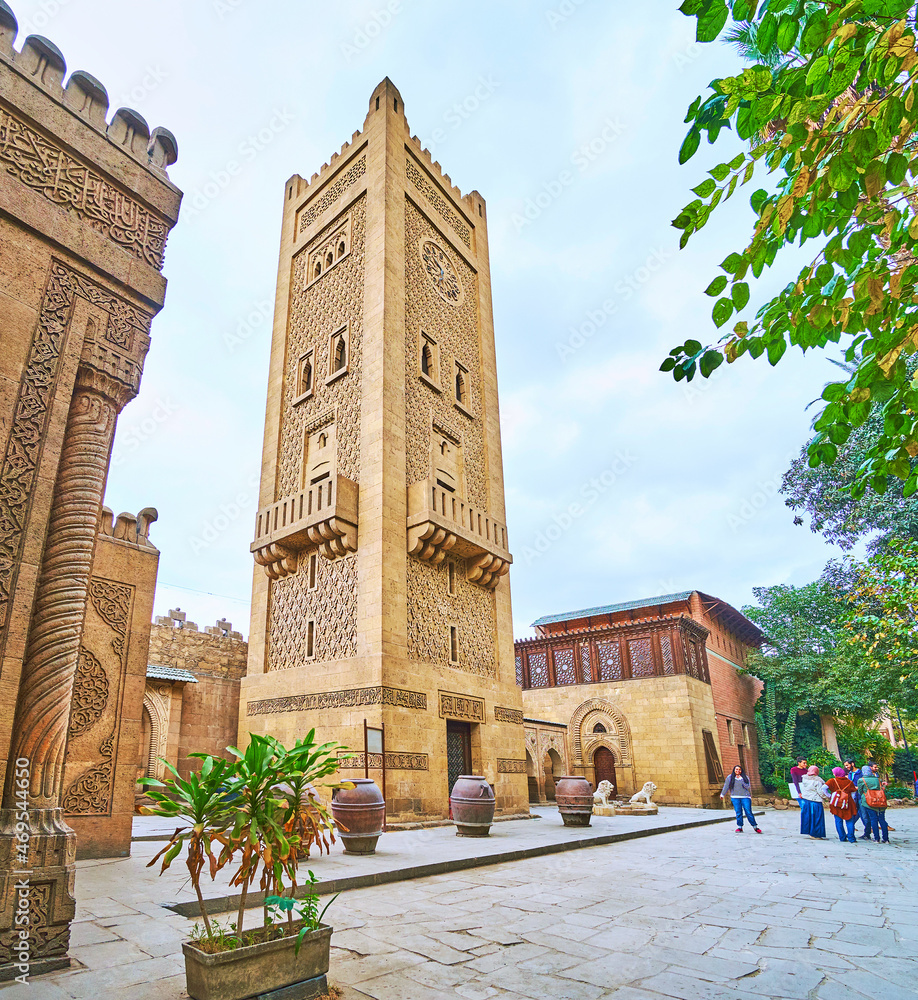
[0,2,180,275]
[97,506,158,550]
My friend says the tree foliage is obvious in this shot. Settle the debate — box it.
[782,403,918,550]
[666,0,918,497]
[742,569,876,716]
[844,537,918,714]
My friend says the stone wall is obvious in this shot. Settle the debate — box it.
[146,611,247,779]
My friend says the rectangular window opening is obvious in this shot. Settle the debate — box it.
[308,553,318,591]
[306,620,315,659]
[447,561,456,596]
[449,625,459,665]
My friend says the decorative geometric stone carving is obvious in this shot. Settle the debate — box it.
[419,239,463,305]
[61,735,114,815]
[406,158,471,248]
[570,699,634,769]
[297,156,366,233]
[87,579,132,658]
[0,107,171,269]
[497,759,526,774]
[495,706,524,725]
[248,685,427,716]
[67,649,109,739]
[337,751,429,771]
[438,691,484,722]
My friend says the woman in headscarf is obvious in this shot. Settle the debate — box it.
[720,765,762,834]
[799,765,830,839]
[857,763,890,843]
[826,766,858,843]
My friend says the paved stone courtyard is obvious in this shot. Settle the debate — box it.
[3,807,916,999]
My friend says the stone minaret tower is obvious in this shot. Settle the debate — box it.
[243,79,526,823]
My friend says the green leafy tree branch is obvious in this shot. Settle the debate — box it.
[665,0,918,497]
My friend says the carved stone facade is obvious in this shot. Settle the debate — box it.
[243,80,525,824]
[0,9,180,978]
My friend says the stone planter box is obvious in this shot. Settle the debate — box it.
[182,923,332,1000]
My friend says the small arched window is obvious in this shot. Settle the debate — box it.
[314,262,322,280]
[333,337,346,372]
[317,432,327,449]
[593,723,607,733]
[421,343,432,376]
[455,369,465,404]
[338,240,346,258]
[326,251,334,268]
[301,360,312,393]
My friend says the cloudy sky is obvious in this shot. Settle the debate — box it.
[12,0,851,638]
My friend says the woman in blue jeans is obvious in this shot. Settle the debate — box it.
[720,765,762,833]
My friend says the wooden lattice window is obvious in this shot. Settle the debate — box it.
[702,729,724,783]
[684,638,701,680]
[660,634,675,675]
[553,647,576,685]
[579,643,594,683]
[628,638,655,678]
[595,640,623,681]
[528,650,549,687]
[515,652,523,687]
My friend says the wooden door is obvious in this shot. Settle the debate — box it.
[446,721,472,801]
[593,747,617,795]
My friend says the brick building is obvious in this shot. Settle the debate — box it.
[516,591,764,807]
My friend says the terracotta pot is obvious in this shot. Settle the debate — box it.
[183,923,331,1000]
[555,775,594,827]
[450,775,495,837]
[331,778,385,854]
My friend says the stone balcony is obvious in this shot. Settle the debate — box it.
[407,479,512,590]
[251,474,358,579]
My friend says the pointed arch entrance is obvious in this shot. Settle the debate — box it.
[570,697,635,795]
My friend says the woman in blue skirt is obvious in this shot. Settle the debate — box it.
[799,765,830,839]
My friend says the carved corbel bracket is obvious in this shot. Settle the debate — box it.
[305,516,358,560]
[407,523,457,566]
[467,552,511,591]
[253,543,298,580]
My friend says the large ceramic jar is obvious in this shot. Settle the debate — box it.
[554,775,594,827]
[450,775,495,837]
[331,778,386,854]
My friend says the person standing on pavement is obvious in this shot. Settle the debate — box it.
[826,766,858,844]
[790,756,808,832]
[720,765,762,834]
[799,765,830,839]
[857,763,890,844]
[843,758,865,835]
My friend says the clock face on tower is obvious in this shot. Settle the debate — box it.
[420,240,463,305]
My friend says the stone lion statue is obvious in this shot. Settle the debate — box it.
[593,780,615,807]
[630,781,657,806]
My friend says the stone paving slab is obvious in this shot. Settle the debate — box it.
[138,805,736,916]
[3,807,917,999]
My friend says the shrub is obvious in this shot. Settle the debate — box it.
[885,784,914,799]
[892,748,918,785]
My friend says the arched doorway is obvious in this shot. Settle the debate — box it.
[543,749,563,801]
[593,746,617,795]
[526,750,539,803]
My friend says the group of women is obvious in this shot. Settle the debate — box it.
[796,762,890,844]
[719,760,891,844]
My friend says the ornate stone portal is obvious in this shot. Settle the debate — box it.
[242,80,526,823]
[0,7,180,979]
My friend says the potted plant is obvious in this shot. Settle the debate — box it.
[140,731,350,1000]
